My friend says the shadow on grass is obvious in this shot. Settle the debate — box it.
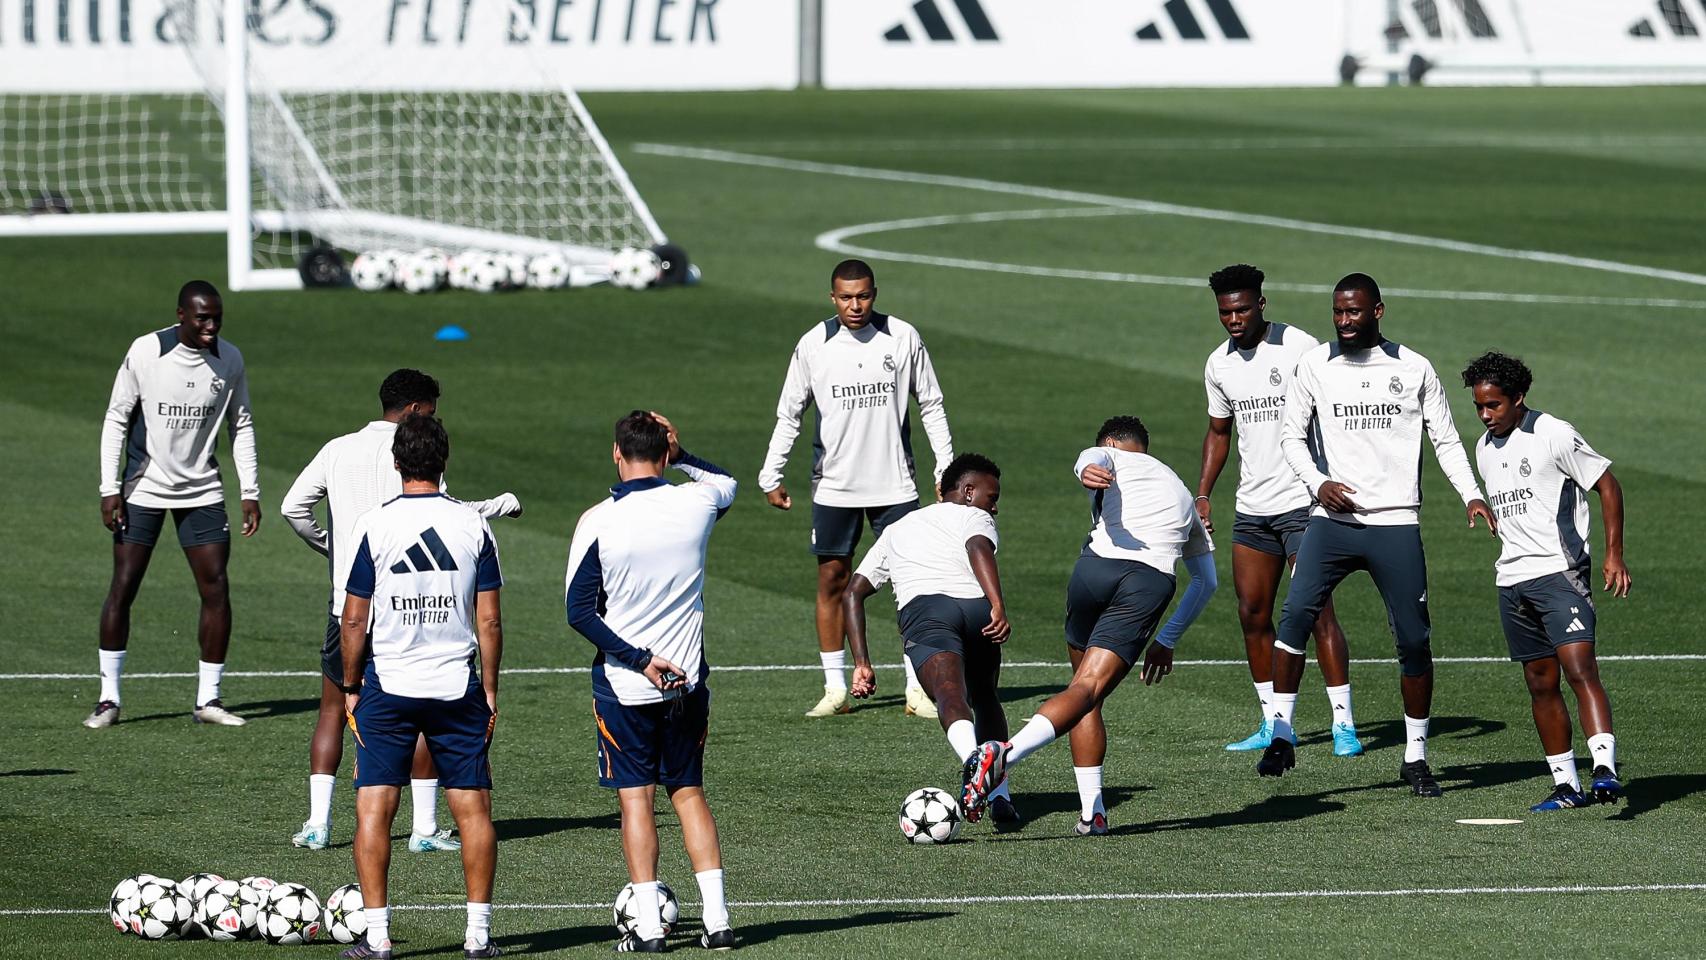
[1297,715,1507,754]
[119,697,319,725]
[393,923,610,957]
[0,768,75,777]
[495,813,621,840]
[734,909,954,946]
[1006,785,1150,823]
[1607,773,1706,821]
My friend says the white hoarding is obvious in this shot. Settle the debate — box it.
[821,0,1347,89]
[0,0,800,92]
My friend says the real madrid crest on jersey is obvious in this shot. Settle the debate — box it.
[1519,458,1531,477]
[1388,376,1403,395]
[210,376,225,394]
[1269,366,1281,386]
[883,354,896,374]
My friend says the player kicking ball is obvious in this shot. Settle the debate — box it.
[1462,352,1627,811]
[842,453,1023,831]
[962,417,1216,833]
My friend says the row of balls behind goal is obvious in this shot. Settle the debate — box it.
[109,872,685,946]
[300,243,696,293]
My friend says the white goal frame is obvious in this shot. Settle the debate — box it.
[0,0,665,292]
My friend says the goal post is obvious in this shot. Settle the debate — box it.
[0,0,669,291]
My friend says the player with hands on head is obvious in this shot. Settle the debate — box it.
[963,416,1217,835]
[1462,351,1628,811]
[565,411,739,952]
[842,453,1021,831]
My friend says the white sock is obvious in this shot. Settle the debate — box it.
[1326,683,1354,727]
[364,905,390,949]
[1587,733,1617,775]
[1270,692,1298,743]
[410,779,439,836]
[902,655,921,689]
[99,649,126,704]
[695,869,729,934]
[308,773,335,827]
[1546,750,1581,792]
[820,650,847,690]
[1404,715,1430,763]
[1073,765,1104,819]
[1005,715,1057,765]
[631,880,665,941]
[945,719,978,762]
[464,901,492,948]
[1253,680,1274,720]
[195,660,224,707]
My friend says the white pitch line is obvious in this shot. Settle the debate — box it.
[633,143,1706,289]
[673,134,1706,154]
[816,208,1706,311]
[9,882,1705,917]
[4,654,1701,682]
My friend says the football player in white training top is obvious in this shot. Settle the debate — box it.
[759,259,955,719]
[90,280,260,729]
[1462,351,1627,812]
[1196,264,1362,758]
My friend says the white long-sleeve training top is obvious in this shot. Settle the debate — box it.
[281,419,519,615]
[758,315,954,507]
[99,327,257,508]
[1280,339,1484,526]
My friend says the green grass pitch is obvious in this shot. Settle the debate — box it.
[2,87,1704,958]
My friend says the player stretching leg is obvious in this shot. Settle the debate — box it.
[759,260,955,719]
[1195,265,1361,756]
[567,412,738,952]
[339,415,505,959]
[963,417,1216,831]
[281,369,521,851]
[91,281,260,728]
[1462,352,1627,810]
[1262,275,1494,797]
[843,454,1024,831]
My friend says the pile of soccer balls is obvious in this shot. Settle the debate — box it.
[349,246,667,293]
[898,787,964,844]
[108,873,367,945]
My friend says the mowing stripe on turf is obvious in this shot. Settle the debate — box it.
[634,143,1706,289]
[814,207,1706,311]
[4,654,1702,681]
[9,882,1705,916]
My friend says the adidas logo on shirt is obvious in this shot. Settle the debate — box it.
[389,527,461,575]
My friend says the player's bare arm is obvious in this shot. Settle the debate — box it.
[965,535,1009,643]
[1466,497,1496,535]
[1080,463,1115,490]
[240,499,262,537]
[476,588,503,716]
[1595,469,1630,597]
[842,574,881,698]
[101,494,126,531]
[339,594,372,713]
[1195,415,1233,532]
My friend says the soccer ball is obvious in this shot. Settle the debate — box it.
[193,879,250,941]
[179,872,224,906]
[469,255,507,293]
[110,875,146,933]
[398,253,443,294]
[899,787,963,844]
[236,877,277,940]
[351,253,394,292]
[322,882,368,944]
[497,252,530,289]
[257,882,322,945]
[448,249,487,290]
[609,247,661,290]
[612,881,680,938]
[131,879,193,940]
[526,252,571,289]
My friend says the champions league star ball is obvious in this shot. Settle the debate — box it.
[193,878,250,941]
[257,882,322,945]
[131,879,194,940]
[110,875,147,933]
[322,882,368,944]
[899,787,963,844]
[469,254,507,293]
[179,872,225,906]
[609,246,662,290]
[351,253,395,292]
[497,251,530,289]
[526,251,571,289]
[613,881,680,938]
[448,249,488,290]
[399,253,444,294]
[236,877,277,940]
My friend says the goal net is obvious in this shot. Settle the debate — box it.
[0,0,665,290]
